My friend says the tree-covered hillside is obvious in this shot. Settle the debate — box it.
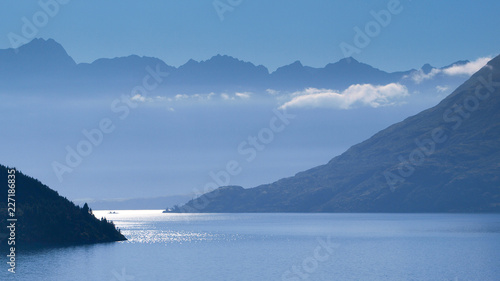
[0,164,126,244]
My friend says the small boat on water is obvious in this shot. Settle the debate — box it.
[108,211,118,214]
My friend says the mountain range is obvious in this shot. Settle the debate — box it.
[0,38,468,96]
[1,38,492,212]
[175,55,500,213]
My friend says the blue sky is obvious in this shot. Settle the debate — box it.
[1,0,499,72]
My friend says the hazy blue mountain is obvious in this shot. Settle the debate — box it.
[0,164,126,244]
[441,60,470,69]
[80,194,192,210]
[0,38,468,96]
[78,55,175,81]
[170,55,268,84]
[0,38,76,92]
[0,38,482,206]
[0,38,76,74]
[419,61,470,75]
[76,55,176,93]
[177,55,500,213]
[421,63,434,74]
[270,60,317,90]
[313,57,412,89]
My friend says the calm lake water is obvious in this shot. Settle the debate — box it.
[3,212,500,280]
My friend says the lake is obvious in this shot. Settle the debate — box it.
[3,212,500,280]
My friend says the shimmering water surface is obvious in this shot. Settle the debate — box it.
[3,211,500,280]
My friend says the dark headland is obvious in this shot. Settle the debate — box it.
[0,164,126,245]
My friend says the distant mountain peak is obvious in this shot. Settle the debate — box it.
[25,37,57,46]
[6,38,76,70]
[185,58,198,64]
[324,57,364,70]
[213,54,232,59]
[19,38,67,53]
[206,54,241,63]
[421,63,434,74]
[273,60,304,73]
[337,56,359,65]
[441,60,470,70]
[92,54,166,64]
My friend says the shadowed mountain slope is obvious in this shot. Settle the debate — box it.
[178,55,500,213]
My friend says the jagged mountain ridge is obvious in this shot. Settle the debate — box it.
[0,38,467,95]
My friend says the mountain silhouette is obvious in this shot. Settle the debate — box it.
[177,55,500,213]
[0,38,76,91]
[0,38,76,72]
[166,54,269,92]
[0,164,126,244]
[0,38,469,96]
[314,57,412,89]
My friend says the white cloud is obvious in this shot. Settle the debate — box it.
[280,83,409,110]
[131,94,162,102]
[407,68,441,84]
[155,96,168,101]
[131,92,253,104]
[193,94,208,101]
[266,89,280,95]
[235,92,251,99]
[131,94,148,102]
[187,93,216,102]
[175,94,189,100]
[406,57,492,84]
[436,85,449,93]
[131,94,172,103]
[220,92,253,100]
[442,57,491,76]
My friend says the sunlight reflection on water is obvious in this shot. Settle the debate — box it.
[120,229,245,244]
[93,210,247,244]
